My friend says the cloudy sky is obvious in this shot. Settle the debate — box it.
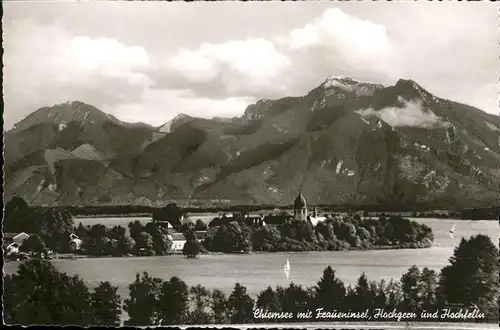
[3,0,498,129]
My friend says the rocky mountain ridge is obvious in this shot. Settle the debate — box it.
[4,77,500,209]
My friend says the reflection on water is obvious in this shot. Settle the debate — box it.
[4,218,498,300]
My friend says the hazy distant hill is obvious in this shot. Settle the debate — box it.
[4,77,500,208]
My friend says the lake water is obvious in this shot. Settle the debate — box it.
[4,218,499,301]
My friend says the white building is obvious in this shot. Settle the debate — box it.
[69,233,83,251]
[309,206,327,226]
[6,243,20,255]
[4,232,30,256]
[168,233,186,252]
[12,232,30,245]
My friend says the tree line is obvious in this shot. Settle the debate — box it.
[4,196,433,258]
[203,215,434,253]
[5,234,498,326]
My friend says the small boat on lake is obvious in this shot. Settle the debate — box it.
[449,223,456,239]
[283,258,291,280]
[283,258,291,271]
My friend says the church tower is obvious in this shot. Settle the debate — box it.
[293,191,308,221]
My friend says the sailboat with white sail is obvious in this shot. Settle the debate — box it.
[283,258,291,272]
[449,222,456,240]
[283,257,291,280]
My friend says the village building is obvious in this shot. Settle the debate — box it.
[309,206,327,226]
[69,233,84,252]
[293,192,308,221]
[4,232,31,256]
[293,192,327,226]
[168,232,186,252]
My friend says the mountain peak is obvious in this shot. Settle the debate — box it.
[322,75,356,87]
[394,79,434,102]
[320,75,384,97]
[158,113,194,133]
[10,100,120,133]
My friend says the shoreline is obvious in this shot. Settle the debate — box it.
[5,244,434,262]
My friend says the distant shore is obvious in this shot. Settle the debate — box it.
[74,214,151,218]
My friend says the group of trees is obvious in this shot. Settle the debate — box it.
[5,234,498,326]
[203,215,434,253]
[74,221,173,257]
[123,273,252,325]
[4,196,432,257]
[4,259,122,325]
[73,220,208,258]
[4,197,75,253]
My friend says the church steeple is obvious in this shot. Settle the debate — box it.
[293,191,308,221]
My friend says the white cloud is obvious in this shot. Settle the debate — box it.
[166,38,292,92]
[284,8,391,57]
[69,36,151,82]
[162,8,395,101]
[3,4,497,129]
[3,19,153,127]
[356,97,451,129]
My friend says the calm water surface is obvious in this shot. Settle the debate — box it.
[4,218,499,301]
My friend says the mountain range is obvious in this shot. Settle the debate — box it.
[4,76,500,209]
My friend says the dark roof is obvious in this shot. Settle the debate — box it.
[264,214,291,225]
[294,192,307,208]
[208,217,234,227]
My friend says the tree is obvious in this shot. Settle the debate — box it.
[107,225,135,256]
[128,221,144,241]
[211,289,229,324]
[4,259,93,325]
[157,276,189,325]
[124,272,163,326]
[144,222,173,255]
[183,239,201,258]
[117,235,135,256]
[205,221,251,253]
[188,285,214,324]
[75,222,89,239]
[315,221,335,241]
[227,283,254,323]
[256,286,281,313]
[33,208,75,253]
[401,265,422,312]
[19,234,47,258]
[384,279,404,310]
[251,226,278,252]
[439,234,499,320]
[352,273,376,311]
[183,226,201,258]
[134,232,155,256]
[91,281,122,326]
[83,224,109,256]
[195,219,208,231]
[153,203,183,228]
[276,283,311,320]
[420,267,438,309]
[315,266,346,310]
[4,196,31,233]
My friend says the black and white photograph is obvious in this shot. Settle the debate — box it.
[2,0,499,329]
